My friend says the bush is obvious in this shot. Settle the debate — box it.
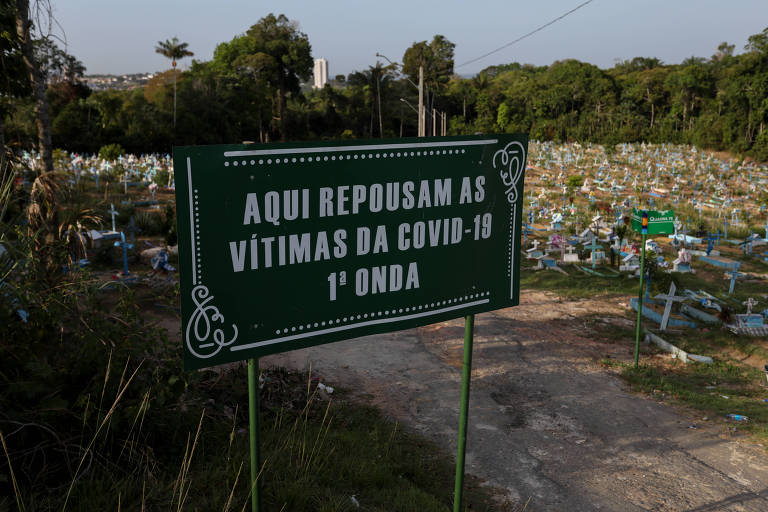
[162,202,177,246]
[98,143,125,163]
[154,166,170,187]
[134,210,163,236]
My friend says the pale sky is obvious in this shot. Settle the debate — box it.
[54,0,767,76]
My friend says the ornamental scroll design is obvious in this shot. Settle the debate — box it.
[185,285,238,359]
[493,141,526,204]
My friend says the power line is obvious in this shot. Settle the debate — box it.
[455,0,595,69]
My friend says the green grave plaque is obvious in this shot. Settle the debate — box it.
[174,135,527,370]
[631,208,674,235]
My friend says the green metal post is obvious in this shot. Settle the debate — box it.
[248,358,261,512]
[634,234,647,368]
[453,314,475,512]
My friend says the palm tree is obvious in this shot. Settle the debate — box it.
[154,37,194,128]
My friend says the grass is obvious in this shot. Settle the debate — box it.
[520,262,637,298]
[3,364,503,512]
[613,360,768,443]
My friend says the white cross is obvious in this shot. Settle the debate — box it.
[743,298,758,315]
[108,203,118,232]
[654,282,688,331]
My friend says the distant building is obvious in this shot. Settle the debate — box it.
[313,58,328,89]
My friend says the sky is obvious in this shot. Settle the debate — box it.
[54,0,767,77]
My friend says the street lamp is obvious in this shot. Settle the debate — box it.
[401,98,446,136]
[400,97,418,114]
[377,52,424,137]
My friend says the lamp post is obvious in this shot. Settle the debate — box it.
[400,99,446,136]
[377,53,424,137]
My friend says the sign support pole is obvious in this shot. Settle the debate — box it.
[248,357,261,512]
[634,233,646,368]
[453,314,475,512]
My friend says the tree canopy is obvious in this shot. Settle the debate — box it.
[3,19,768,162]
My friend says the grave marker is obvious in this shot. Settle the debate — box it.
[726,264,742,295]
[654,282,688,331]
[114,231,133,277]
[584,236,602,269]
[108,203,118,232]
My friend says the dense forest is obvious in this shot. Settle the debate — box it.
[3,13,768,160]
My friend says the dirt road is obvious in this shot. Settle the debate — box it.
[265,291,768,511]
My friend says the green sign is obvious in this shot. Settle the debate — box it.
[631,208,674,235]
[174,135,527,370]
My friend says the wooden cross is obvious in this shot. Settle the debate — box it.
[108,203,118,232]
[654,282,688,331]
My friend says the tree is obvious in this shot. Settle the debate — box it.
[14,0,53,172]
[242,14,312,141]
[1,0,29,167]
[155,36,193,128]
[402,35,455,134]
[745,27,768,54]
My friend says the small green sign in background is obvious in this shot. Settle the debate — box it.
[631,208,675,235]
[174,135,527,370]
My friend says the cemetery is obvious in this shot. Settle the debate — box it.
[3,4,768,510]
[4,138,768,510]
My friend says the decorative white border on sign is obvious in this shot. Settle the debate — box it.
[492,141,526,299]
[231,293,490,352]
[186,285,238,358]
[222,139,497,158]
[185,157,239,358]
[224,148,475,167]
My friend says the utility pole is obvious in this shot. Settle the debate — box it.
[432,108,436,136]
[418,65,424,137]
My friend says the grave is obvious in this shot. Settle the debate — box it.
[697,254,738,270]
[644,332,712,364]
[680,303,721,325]
[549,212,563,231]
[563,244,580,263]
[583,236,604,269]
[630,297,697,329]
[727,298,768,336]
[108,203,118,232]
[672,247,692,273]
[725,264,743,295]
[620,252,640,273]
[113,231,134,279]
[653,282,689,331]
[525,240,543,259]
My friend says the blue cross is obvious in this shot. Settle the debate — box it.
[584,236,602,270]
[114,231,134,276]
[726,263,742,295]
[706,233,716,256]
